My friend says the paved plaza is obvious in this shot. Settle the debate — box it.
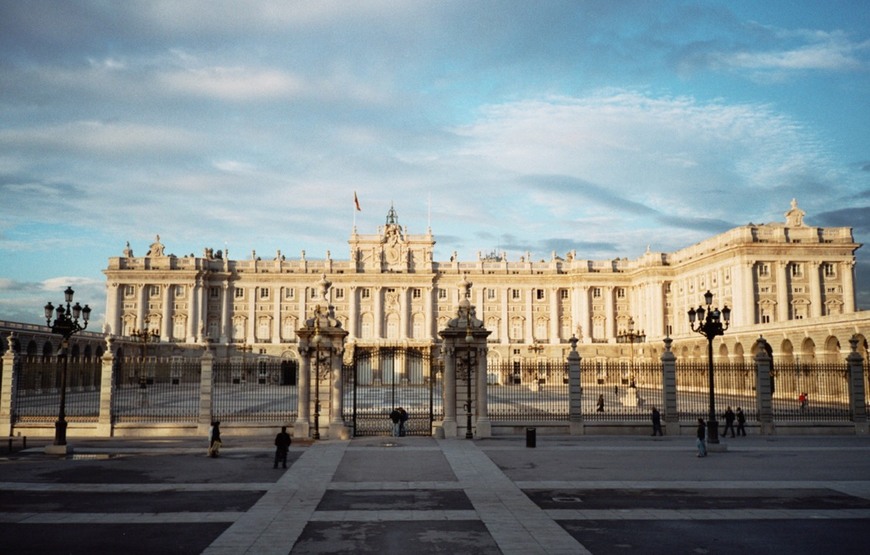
[1,432,869,554]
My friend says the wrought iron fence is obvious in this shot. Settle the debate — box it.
[581,360,662,421]
[112,357,201,423]
[344,347,442,436]
[14,356,101,423]
[771,362,850,421]
[487,361,569,421]
[675,362,758,423]
[212,358,297,423]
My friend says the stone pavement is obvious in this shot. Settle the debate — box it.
[1,433,870,554]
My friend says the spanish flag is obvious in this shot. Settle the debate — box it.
[354,191,361,211]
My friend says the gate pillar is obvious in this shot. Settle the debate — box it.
[296,276,349,440]
[438,276,491,438]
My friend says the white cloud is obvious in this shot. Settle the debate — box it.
[0,121,199,154]
[159,66,304,100]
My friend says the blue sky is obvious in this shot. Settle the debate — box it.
[1,1,868,326]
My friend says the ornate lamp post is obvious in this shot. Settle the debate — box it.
[43,286,91,447]
[131,328,160,384]
[688,290,731,445]
[617,317,646,380]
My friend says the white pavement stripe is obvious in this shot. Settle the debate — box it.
[0,512,243,524]
[0,482,272,492]
[201,440,348,555]
[308,509,479,521]
[544,508,870,520]
[326,481,464,490]
[439,439,592,555]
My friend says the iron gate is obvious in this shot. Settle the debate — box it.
[343,347,442,436]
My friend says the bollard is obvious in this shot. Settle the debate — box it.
[526,427,536,448]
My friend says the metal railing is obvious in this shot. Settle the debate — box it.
[14,356,101,423]
[770,362,850,421]
[675,362,758,422]
[212,358,297,423]
[581,361,662,421]
[487,361,569,421]
[112,357,201,423]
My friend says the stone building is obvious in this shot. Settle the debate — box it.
[100,200,867,368]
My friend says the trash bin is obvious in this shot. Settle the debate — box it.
[526,427,536,448]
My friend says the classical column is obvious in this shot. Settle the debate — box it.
[137,284,147,331]
[843,261,856,313]
[198,278,207,343]
[220,282,230,344]
[105,283,121,336]
[500,288,509,345]
[161,285,172,341]
[348,286,359,339]
[424,286,434,340]
[661,337,679,436]
[776,261,789,323]
[372,287,384,339]
[809,262,822,318]
[96,337,115,436]
[651,282,665,339]
[604,287,615,341]
[525,288,533,342]
[272,286,282,344]
[567,337,583,435]
[247,287,256,343]
[754,337,775,436]
[549,288,559,344]
[577,286,591,344]
[399,287,409,340]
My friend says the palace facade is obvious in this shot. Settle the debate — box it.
[102,200,867,365]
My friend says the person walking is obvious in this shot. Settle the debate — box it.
[273,426,292,469]
[398,407,409,437]
[651,406,663,436]
[696,418,707,457]
[208,421,222,458]
[736,407,747,436]
[722,406,736,438]
[596,394,605,412]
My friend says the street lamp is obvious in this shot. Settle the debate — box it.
[617,317,646,379]
[131,328,159,383]
[688,290,731,445]
[43,286,91,447]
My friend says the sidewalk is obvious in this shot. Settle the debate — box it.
[2,434,869,554]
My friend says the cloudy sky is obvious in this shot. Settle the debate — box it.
[1,1,869,326]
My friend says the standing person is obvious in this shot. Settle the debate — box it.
[398,407,409,437]
[208,421,222,458]
[273,426,292,469]
[736,407,747,436]
[722,406,736,438]
[596,394,605,412]
[696,418,707,457]
[389,407,402,437]
[651,407,663,436]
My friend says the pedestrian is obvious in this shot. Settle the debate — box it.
[736,407,747,436]
[273,426,292,469]
[389,407,402,437]
[614,385,619,397]
[398,407,409,437]
[651,406,663,436]
[208,421,222,458]
[722,406,736,438]
[596,394,605,412]
[696,418,707,457]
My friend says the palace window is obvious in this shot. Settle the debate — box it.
[175,286,185,298]
[592,288,601,298]
[616,288,625,298]
[259,288,270,300]
[335,288,345,300]
[560,289,568,300]
[209,287,220,299]
[285,288,295,299]
[758,263,770,277]
[234,288,245,299]
[412,288,421,299]
[487,288,496,300]
[437,288,447,300]
[511,289,521,300]
[822,263,836,277]
[124,285,135,297]
[536,289,545,301]
[149,285,160,297]
[791,263,803,278]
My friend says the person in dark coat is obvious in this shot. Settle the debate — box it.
[651,407,663,436]
[274,426,292,469]
[722,406,736,438]
[596,394,605,412]
[389,408,402,436]
[736,407,747,436]
[208,421,221,458]
[696,418,707,457]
